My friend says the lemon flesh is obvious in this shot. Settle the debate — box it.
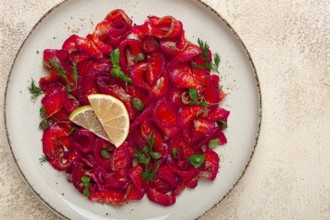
[69,105,110,141]
[87,94,130,148]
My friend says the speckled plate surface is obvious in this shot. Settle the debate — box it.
[5,0,261,219]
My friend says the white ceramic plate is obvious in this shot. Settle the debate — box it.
[5,0,261,219]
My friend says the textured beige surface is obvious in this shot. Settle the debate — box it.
[0,0,329,219]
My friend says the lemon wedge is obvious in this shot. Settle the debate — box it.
[69,105,110,141]
[87,94,130,147]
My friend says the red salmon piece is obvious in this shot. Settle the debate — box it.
[151,178,173,194]
[118,39,144,72]
[96,77,137,120]
[140,121,163,148]
[90,189,125,205]
[42,123,77,171]
[216,130,227,145]
[168,44,201,68]
[92,9,132,47]
[128,165,146,191]
[93,138,114,171]
[173,177,188,196]
[156,164,177,189]
[146,52,164,85]
[130,62,151,91]
[167,155,199,178]
[154,100,177,125]
[127,86,149,103]
[68,51,91,64]
[62,34,103,58]
[70,161,85,192]
[200,148,219,180]
[52,109,69,121]
[43,49,68,67]
[168,88,185,108]
[86,34,112,54]
[169,64,203,89]
[208,107,230,122]
[42,123,71,159]
[146,185,175,206]
[159,34,188,57]
[152,73,169,98]
[193,118,216,135]
[177,105,203,127]
[191,52,211,78]
[103,172,129,190]
[39,70,60,90]
[181,141,203,159]
[148,16,183,39]
[154,99,180,138]
[41,86,64,118]
[203,75,221,104]
[186,177,199,189]
[123,185,145,202]
[111,142,132,176]
[71,129,95,153]
[142,35,160,53]
[75,60,111,104]
[131,23,149,40]
[62,93,80,114]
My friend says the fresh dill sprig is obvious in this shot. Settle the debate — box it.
[134,132,161,181]
[28,79,43,99]
[196,38,221,74]
[72,61,78,87]
[39,155,47,164]
[49,59,72,93]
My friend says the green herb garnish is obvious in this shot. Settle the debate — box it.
[150,152,162,160]
[200,101,210,108]
[100,149,111,159]
[141,162,160,181]
[146,131,155,150]
[39,155,47,164]
[39,107,46,118]
[134,53,145,62]
[80,176,91,197]
[110,49,132,84]
[187,154,205,169]
[196,38,221,73]
[39,119,49,130]
[39,106,48,130]
[188,88,210,108]
[208,138,220,148]
[110,48,120,67]
[172,147,178,159]
[83,188,90,197]
[217,120,228,129]
[132,97,145,111]
[28,79,43,99]
[134,150,150,165]
[69,125,79,135]
[134,132,161,181]
[111,68,132,84]
[81,176,90,184]
[72,61,78,87]
[189,88,199,101]
[49,59,72,93]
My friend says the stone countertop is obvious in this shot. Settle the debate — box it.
[0,0,329,219]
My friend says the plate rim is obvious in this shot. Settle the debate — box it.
[3,0,262,219]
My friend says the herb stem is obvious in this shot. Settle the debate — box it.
[196,38,221,73]
[28,79,43,99]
